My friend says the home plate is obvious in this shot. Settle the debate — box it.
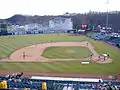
[81,62,90,64]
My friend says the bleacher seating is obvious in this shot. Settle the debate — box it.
[86,32,120,49]
[7,81,42,89]
[91,33,108,40]
[1,74,120,90]
[6,81,120,90]
[107,37,120,44]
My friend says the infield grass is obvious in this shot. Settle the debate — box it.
[42,46,91,59]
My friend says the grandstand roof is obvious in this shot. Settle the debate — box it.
[31,76,103,82]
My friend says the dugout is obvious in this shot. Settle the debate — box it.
[67,29,76,34]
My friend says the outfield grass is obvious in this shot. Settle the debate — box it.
[0,34,120,74]
[42,46,91,59]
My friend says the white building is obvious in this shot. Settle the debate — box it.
[11,17,73,34]
[49,17,73,31]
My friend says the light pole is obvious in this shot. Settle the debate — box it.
[106,8,109,29]
[106,0,109,30]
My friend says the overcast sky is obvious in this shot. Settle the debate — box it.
[0,0,119,19]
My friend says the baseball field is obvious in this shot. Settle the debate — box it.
[0,34,120,75]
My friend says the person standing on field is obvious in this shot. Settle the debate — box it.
[23,52,26,60]
[98,55,100,60]
[90,53,93,60]
[86,42,88,46]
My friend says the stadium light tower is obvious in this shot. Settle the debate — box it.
[106,0,109,29]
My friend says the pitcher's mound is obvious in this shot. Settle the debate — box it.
[65,50,77,54]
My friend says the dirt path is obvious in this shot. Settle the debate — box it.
[0,42,95,62]
[0,42,112,63]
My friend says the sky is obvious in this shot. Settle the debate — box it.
[0,0,119,19]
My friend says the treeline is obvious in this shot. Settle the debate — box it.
[70,11,120,32]
[1,11,120,32]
